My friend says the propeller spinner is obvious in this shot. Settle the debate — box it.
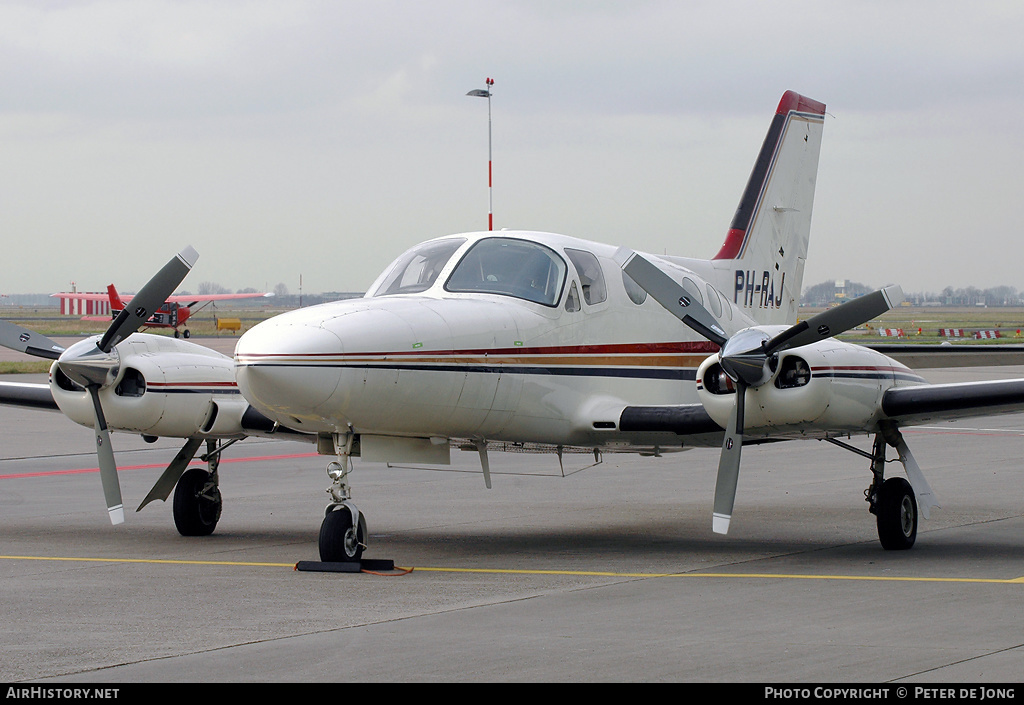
[615,248,902,534]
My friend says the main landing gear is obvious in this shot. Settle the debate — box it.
[828,423,937,551]
[872,476,917,550]
[319,432,368,563]
[172,440,223,537]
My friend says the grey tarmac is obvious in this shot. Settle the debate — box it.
[1,359,1022,683]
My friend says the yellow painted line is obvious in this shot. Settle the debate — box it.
[2,555,1023,584]
[0,555,294,568]
[409,566,1024,584]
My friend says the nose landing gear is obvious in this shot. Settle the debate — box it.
[318,432,368,563]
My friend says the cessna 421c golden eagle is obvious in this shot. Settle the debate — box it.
[4,91,1024,562]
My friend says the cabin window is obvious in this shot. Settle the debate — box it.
[564,249,607,305]
[681,277,704,306]
[705,283,724,318]
[371,238,467,296]
[621,270,647,305]
[445,237,566,307]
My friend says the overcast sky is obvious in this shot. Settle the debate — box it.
[2,1,1022,296]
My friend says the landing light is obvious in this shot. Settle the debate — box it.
[326,461,346,481]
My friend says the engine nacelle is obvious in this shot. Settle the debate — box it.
[50,334,250,440]
[697,340,911,436]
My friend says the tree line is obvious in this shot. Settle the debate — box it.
[802,280,1021,307]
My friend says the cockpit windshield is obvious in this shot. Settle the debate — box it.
[370,238,467,297]
[444,237,567,307]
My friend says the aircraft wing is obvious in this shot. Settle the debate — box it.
[865,344,1024,368]
[618,404,724,447]
[617,377,1024,444]
[166,292,274,305]
[52,291,273,304]
[0,381,60,411]
[882,378,1024,426]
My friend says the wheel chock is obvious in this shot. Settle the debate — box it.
[295,558,396,573]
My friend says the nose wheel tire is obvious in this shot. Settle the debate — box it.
[319,506,365,562]
[173,468,222,537]
[876,477,917,550]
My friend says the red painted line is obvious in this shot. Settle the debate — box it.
[810,365,910,373]
[0,452,319,481]
[236,341,721,359]
[904,428,1024,438]
[148,382,238,388]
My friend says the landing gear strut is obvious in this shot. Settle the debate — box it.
[318,432,368,562]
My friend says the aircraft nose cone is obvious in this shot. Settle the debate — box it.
[235,319,344,420]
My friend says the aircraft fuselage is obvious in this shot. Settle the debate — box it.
[234,231,925,452]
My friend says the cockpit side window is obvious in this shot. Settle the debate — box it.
[444,237,567,307]
[371,238,467,297]
[564,248,607,305]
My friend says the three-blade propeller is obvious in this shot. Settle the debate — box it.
[615,248,902,534]
[0,247,199,524]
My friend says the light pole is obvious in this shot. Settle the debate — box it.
[466,77,494,230]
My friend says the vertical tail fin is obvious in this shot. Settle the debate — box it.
[712,91,825,325]
[106,284,124,315]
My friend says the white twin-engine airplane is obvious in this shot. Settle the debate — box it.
[4,90,1024,562]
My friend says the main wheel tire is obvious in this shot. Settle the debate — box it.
[876,477,917,550]
[173,468,222,537]
[319,507,364,562]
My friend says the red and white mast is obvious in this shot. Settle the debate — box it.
[467,77,495,230]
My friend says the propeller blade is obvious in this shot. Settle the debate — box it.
[614,248,728,347]
[87,385,124,525]
[0,320,65,360]
[766,285,903,355]
[98,246,199,352]
[712,381,746,534]
[137,437,204,511]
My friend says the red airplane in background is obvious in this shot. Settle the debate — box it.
[54,285,273,338]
